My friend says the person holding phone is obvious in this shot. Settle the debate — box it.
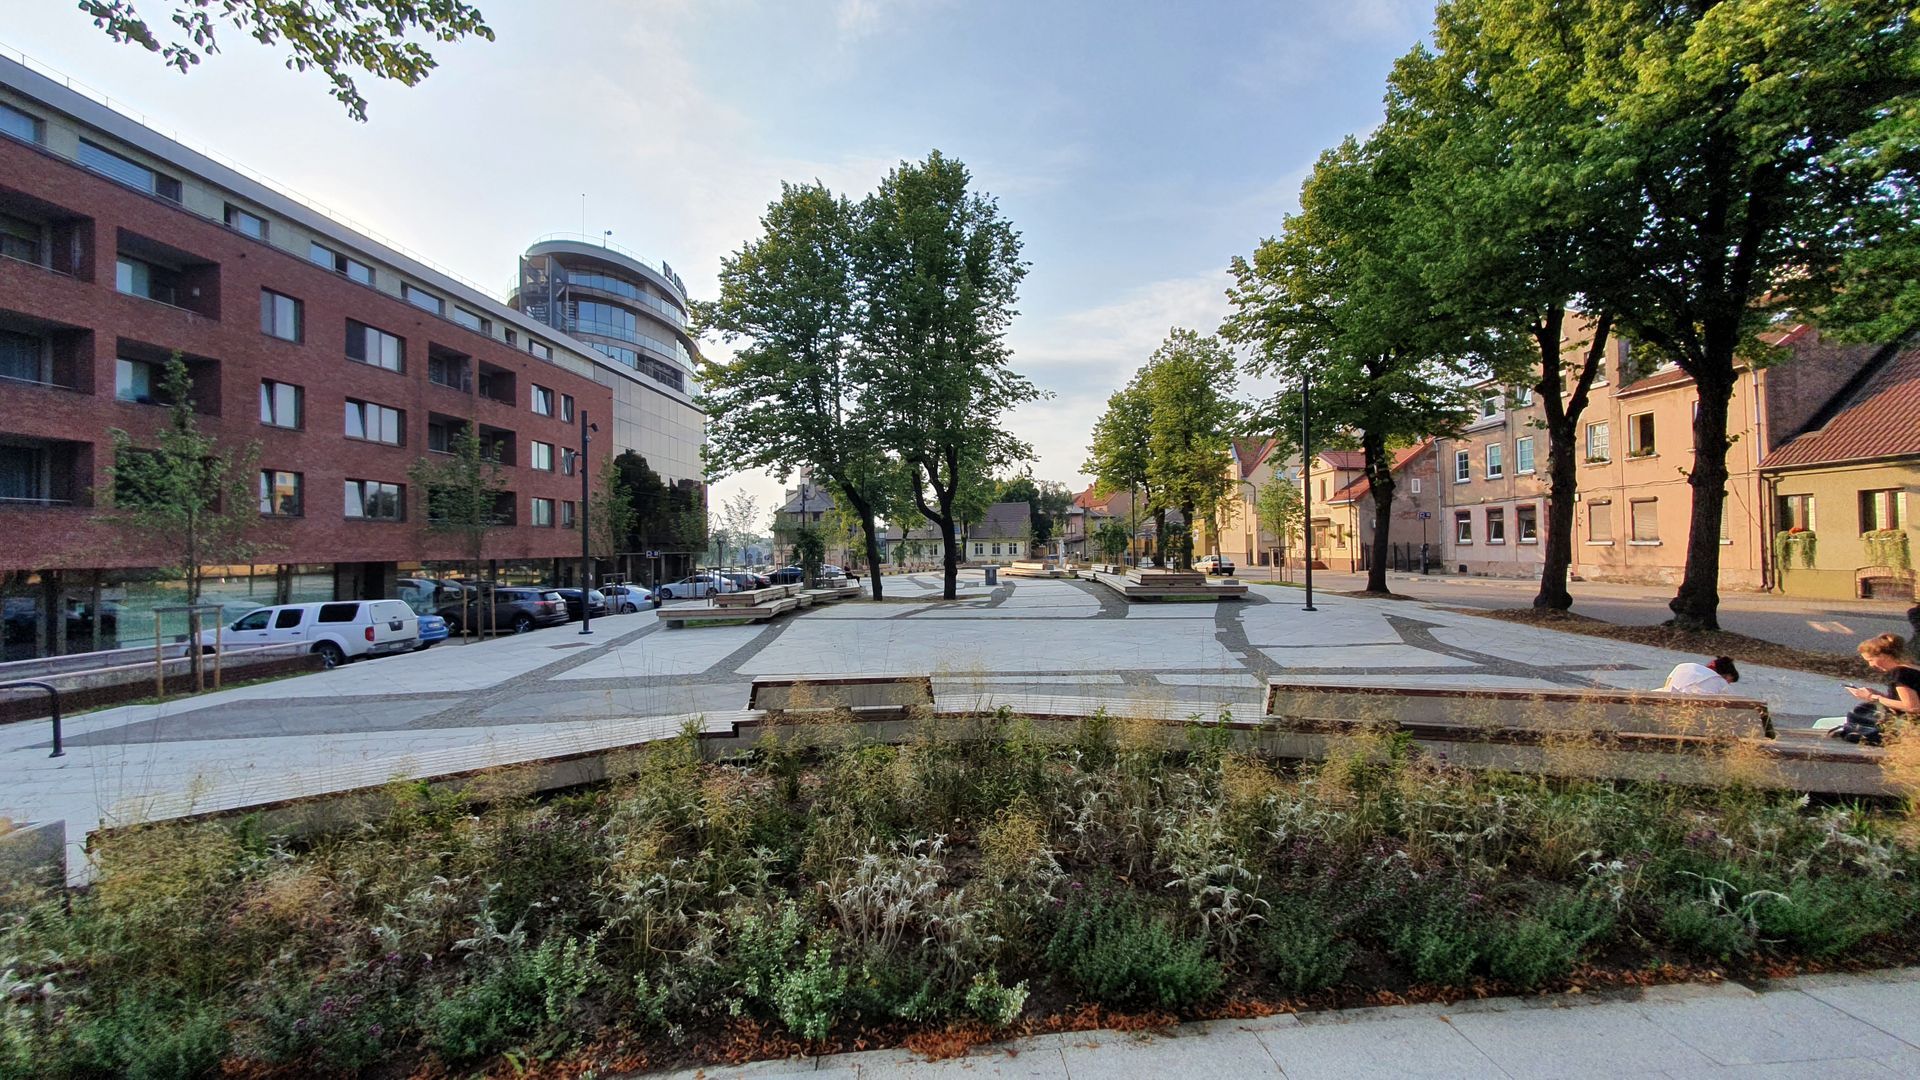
[1831,634,1920,745]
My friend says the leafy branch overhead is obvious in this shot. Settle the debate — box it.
[79,0,496,121]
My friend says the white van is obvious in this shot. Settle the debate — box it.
[201,599,419,668]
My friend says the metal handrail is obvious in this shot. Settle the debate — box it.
[0,681,63,757]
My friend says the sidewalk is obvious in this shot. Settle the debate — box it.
[652,968,1920,1078]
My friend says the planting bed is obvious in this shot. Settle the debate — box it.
[4,711,1919,1079]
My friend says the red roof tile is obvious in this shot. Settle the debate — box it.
[1318,450,1367,470]
[1761,345,1920,469]
[1232,437,1278,478]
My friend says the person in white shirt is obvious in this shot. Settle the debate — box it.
[1660,656,1740,695]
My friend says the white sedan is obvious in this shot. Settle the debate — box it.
[603,584,661,612]
[657,574,739,600]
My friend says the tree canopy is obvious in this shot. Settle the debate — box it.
[1139,329,1242,569]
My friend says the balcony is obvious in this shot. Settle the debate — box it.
[0,436,93,508]
[0,188,94,281]
[114,339,220,415]
[475,360,515,406]
[0,315,93,394]
[428,344,473,393]
[115,229,219,319]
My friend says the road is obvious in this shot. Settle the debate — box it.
[1240,567,1917,656]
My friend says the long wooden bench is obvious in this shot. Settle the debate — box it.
[749,673,934,719]
[658,578,862,627]
[1090,569,1248,600]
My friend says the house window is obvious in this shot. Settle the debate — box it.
[560,394,575,423]
[1778,493,1816,532]
[258,470,302,516]
[1512,386,1534,407]
[79,140,181,201]
[1860,489,1903,532]
[224,204,267,240]
[1517,503,1538,542]
[114,357,159,403]
[1487,508,1506,544]
[529,340,551,360]
[974,543,984,556]
[344,399,404,445]
[1630,499,1659,542]
[531,385,554,416]
[1485,443,1505,479]
[562,500,577,528]
[452,306,491,334]
[531,497,554,526]
[1410,477,1422,495]
[0,102,42,144]
[346,320,405,372]
[0,329,49,385]
[992,543,1001,555]
[402,284,443,314]
[344,479,404,521]
[1454,510,1473,544]
[1584,421,1610,462]
[1516,436,1535,474]
[259,380,302,428]
[1628,412,1656,456]
[259,289,302,342]
[1454,449,1471,483]
[307,242,373,284]
[115,255,178,305]
[1589,499,1614,542]
[531,441,555,471]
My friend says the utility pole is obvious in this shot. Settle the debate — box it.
[1302,374,1316,613]
[578,410,596,635]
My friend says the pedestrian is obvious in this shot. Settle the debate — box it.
[1659,656,1740,695]
[1829,634,1920,745]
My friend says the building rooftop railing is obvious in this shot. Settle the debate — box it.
[525,233,689,297]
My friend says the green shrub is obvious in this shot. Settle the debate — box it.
[1659,900,1754,961]
[964,968,1030,1027]
[423,933,602,1063]
[773,945,847,1040]
[1045,890,1224,1010]
[66,996,230,1080]
[1751,877,1905,959]
[1486,917,1579,990]
[1253,909,1352,994]
[1388,904,1484,986]
[247,956,417,1071]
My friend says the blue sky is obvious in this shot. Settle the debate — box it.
[4,0,1433,523]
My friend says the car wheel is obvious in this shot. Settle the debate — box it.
[313,641,345,669]
[512,613,536,634]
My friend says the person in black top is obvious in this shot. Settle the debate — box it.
[1835,633,1920,745]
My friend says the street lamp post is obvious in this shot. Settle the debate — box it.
[577,411,598,635]
[1302,374,1317,613]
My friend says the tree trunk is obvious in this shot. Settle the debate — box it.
[1178,503,1196,569]
[1361,430,1395,595]
[858,508,885,601]
[1536,424,1581,610]
[1669,367,1736,630]
[1152,509,1167,567]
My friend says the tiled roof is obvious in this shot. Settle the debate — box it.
[1318,450,1367,470]
[1324,441,1431,505]
[776,484,835,515]
[1761,344,1920,470]
[1615,365,1694,397]
[1232,437,1278,478]
[974,500,1032,537]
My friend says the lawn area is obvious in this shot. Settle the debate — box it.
[4,712,1918,1078]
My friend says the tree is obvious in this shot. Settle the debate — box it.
[1139,329,1242,570]
[588,454,634,568]
[105,354,262,658]
[1566,0,1920,630]
[80,0,495,121]
[1093,519,1131,563]
[1083,380,1163,565]
[1254,473,1304,570]
[855,151,1040,599]
[698,182,898,599]
[720,490,761,567]
[410,423,506,631]
[1224,134,1480,594]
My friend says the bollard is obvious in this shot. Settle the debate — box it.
[0,682,64,758]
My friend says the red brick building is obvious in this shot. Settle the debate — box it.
[0,56,703,658]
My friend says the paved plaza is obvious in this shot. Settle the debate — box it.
[0,573,1861,878]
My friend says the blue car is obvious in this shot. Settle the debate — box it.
[414,612,450,650]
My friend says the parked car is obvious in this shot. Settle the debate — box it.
[435,587,568,634]
[602,584,660,613]
[767,566,805,585]
[199,599,418,668]
[716,571,765,592]
[1194,555,1236,576]
[414,612,449,650]
[549,587,609,621]
[658,573,738,600]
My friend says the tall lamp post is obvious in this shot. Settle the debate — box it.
[1302,374,1317,613]
[575,411,598,635]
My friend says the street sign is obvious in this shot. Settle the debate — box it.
[644,550,660,558]
[1418,511,1431,520]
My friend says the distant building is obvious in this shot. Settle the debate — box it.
[964,501,1032,564]
[1215,437,1300,569]
[1325,440,1441,573]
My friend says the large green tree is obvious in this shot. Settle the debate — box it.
[1083,379,1163,565]
[698,182,898,598]
[1225,134,1479,594]
[81,0,494,121]
[855,151,1040,599]
[1139,329,1242,570]
[1254,472,1304,571]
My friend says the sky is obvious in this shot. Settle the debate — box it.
[3,0,1436,528]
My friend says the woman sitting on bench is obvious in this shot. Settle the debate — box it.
[1831,634,1920,745]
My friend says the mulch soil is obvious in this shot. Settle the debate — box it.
[1449,606,1866,680]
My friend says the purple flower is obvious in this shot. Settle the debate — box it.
[368,1024,383,1039]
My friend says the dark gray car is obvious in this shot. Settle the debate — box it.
[436,586,568,634]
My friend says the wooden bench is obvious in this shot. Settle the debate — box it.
[1089,569,1249,600]
[749,673,934,719]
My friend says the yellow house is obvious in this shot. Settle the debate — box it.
[1760,341,1920,601]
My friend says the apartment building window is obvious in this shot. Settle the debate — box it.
[428,350,470,391]
[0,213,42,265]
[1516,436,1535,475]
[1861,489,1903,532]
[308,242,374,284]
[1479,394,1499,420]
[259,289,302,342]
[1778,493,1816,532]
[115,255,178,305]
[1588,499,1614,542]
[0,329,49,385]
[114,357,160,404]
[561,451,575,477]
[344,399,404,445]
[531,384,554,416]
[1454,510,1473,544]
[560,394,575,423]
[529,497,555,526]
[258,470,302,516]
[402,284,443,315]
[224,204,267,240]
[452,307,491,334]
[1630,498,1659,543]
[259,380,302,428]
[1485,443,1505,479]
[344,479,404,520]
[346,320,404,372]
[561,500,577,528]
[0,444,49,504]
[530,441,555,471]
[78,140,182,201]
[1584,421,1610,462]
[1628,412,1656,457]
[1512,386,1534,407]
[0,102,41,144]
[529,340,552,360]
[1517,503,1538,543]
[1487,508,1507,544]
[505,328,518,346]
[1454,449,1471,483]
